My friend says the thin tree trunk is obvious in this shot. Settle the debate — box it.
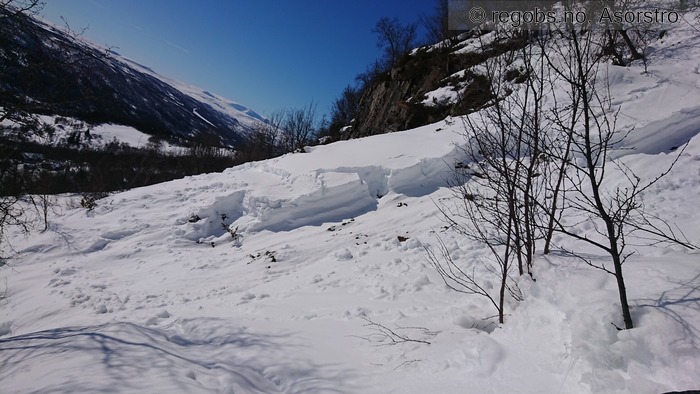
[610,236,634,329]
[574,29,634,329]
[619,30,644,61]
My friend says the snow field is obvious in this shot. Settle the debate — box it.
[3,10,700,394]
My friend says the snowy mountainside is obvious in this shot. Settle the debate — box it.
[2,11,700,394]
[120,57,267,131]
[0,113,182,151]
[0,9,264,147]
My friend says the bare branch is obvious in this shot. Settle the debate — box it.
[356,315,434,346]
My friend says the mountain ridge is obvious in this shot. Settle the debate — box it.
[0,8,264,148]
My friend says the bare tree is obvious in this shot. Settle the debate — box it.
[0,0,111,255]
[427,217,523,325]
[373,16,418,69]
[460,31,549,274]
[597,0,646,64]
[539,21,695,329]
[594,0,691,68]
[243,110,285,161]
[0,0,42,17]
[421,0,462,46]
[354,59,385,89]
[356,315,435,346]
[0,156,33,257]
[330,85,360,129]
[1,0,45,258]
[433,9,695,330]
[281,102,317,153]
[429,30,549,324]
[540,80,577,255]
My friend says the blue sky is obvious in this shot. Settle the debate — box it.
[40,1,435,119]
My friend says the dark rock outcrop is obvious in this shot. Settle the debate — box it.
[348,32,528,138]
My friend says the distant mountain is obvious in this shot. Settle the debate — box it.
[0,7,264,148]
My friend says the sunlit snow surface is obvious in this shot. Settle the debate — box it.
[3,14,700,394]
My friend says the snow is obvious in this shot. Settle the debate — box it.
[32,16,266,136]
[89,123,153,147]
[422,86,462,107]
[454,31,499,55]
[122,58,267,130]
[192,108,217,128]
[2,12,700,394]
[1,113,182,152]
[88,123,185,152]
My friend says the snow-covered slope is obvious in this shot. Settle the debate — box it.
[2,14,700,394]
[1,10,264,147]
[121,57,267,131]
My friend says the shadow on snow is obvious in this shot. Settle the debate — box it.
[0,319,357,393]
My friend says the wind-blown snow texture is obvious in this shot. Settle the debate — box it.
[2,14,700,394]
